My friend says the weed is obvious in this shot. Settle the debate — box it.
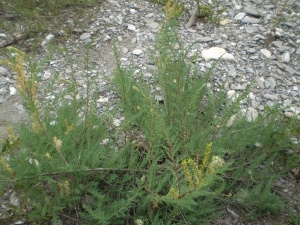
[152,0,227,24]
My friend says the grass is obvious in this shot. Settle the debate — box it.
[0,0,299,224]
[0,0,101,53]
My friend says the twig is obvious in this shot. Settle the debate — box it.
[2,167,147,182]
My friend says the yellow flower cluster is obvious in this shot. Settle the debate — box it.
[63,119,75,134]
[208,156,225,174]
[165,186,180,200]
[181,143,212,190]
[135,219,143,225]
[0,157,15,177]
[0,47,43,133]
[181,143,225,191]
[53,137,62,153]
[165,0,182,21]
[58,180,71,196]
[5,126,19,147]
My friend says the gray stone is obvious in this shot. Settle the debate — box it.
[241,107,259,122]
[128,24,136,31]
[41,34,55,46]
[0,33,7,38]
[146,65,158,72]
[226,114,237,127]
[0,66,10,77]
[242,16,260,24]
[0,96,4,104]
[272,41,283,48]
[145,13,154,18]
[227,65,236,77]
[244,7,264,17]
[278,46,287,52]
[9,192,20,207]
[247,48,256,53]
[234,83,247,90]
[264,94,278,100]
[148,22,159,30]
[260,49,271,58]
[185,10,198,29]
[234,12,246,20]
[213,39,223,44]
[264,5,275,9]
[196,37,214,42]
[282,52,290,62]
[80,33,91,40]
[14,221,26,225]
[246,27,258,34]
[285,22,296,28]
[283,99,292,106]
[132,49,143,56]
[255,34,265,40]
[247,67,255,74]
[122,47,128,54]
[130,9,137,14]
[255,77,264,89]
[291,91,298,97]
[284,65,298,75]
[115,15,123,25]
[265,77,276,89]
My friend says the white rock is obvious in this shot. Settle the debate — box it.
[98,97,109,103]
[248,92,256,100]
[130,9,137,14]
[9,192,20,207]
[41,34,55,46]
[113,119,121,127]
[148,22,159,30]
[227,90,238,101]
[260,49,271,58]
[227,114,237,127]
[219,18,231,25]
[234,12,246,20]
[43,70,51,80]
[133,49,143,55]
[241,107,258,122]
[282,52,290,62]
[122,47,128,54]
[9,87,17,95]
[50,121,57,125]
[128,24,136,31]
[101,138,110,145]
[202,47,234,61]
[222,53,235,60]
[290,107,300,114]
[79,33,91,40]
[136,33,144,42]
[227,90,239,106]
[115,15,123,25]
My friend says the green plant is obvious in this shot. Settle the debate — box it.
[0,0,98,49]
[0,2,298,224]
[195,0,227,23]
[152,0,227,24]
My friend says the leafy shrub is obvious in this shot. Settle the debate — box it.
[0,1,298,224]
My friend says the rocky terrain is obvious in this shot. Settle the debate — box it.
[0,0,300,224]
